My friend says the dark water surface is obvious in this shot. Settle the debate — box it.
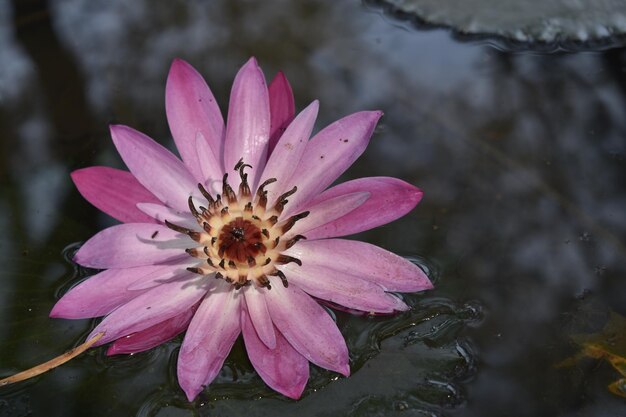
[1,1,626,416]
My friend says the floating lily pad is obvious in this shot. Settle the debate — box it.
[374,0,626,43]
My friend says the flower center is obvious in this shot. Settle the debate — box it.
[165,159,308,290]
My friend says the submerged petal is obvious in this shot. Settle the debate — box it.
[110,125,200,212]
[166,58,225,181]
[74,223,193,269]
[178,282,241,401]
[87,274,209,346]
[223,57,270,191]
[71,167,160,223]
[285,239,432,292]
[280,111,383,217]
[50,263,191,319]
[106,307,195,355]
[302,177,424,239]
[268,71,296,155]
[241,308,308,399]
[264,277,350,376]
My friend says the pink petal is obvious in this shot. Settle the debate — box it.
[264,277,349,376]
[243,286,276,349]
[268,71,295,155]
[223,57,270,191]
[71,167,160,223]
[74,223,193,269]
[280,111,383,218]
[259,100,319,208]
[302,177,424,239]
[279,263,408,313]
[110,125,200,212]
[136,203,199,229]
[285,239,433,292]
[178,283,241,401]
[284,192,369,239]
[50,263,190,319]
[87,274,210,346]
[195,132,224,193]
[241,308,308,399]
[106,307,195,355]
[166,58,224,181]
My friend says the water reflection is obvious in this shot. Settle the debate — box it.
[1,0,626,416]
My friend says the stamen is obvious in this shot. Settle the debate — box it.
[198,183,215,206]
[222,174,237,204]
[235,158,253,197]
[275,254,302,266]
[269,269,289,288]
[247,256,257,267]
[188,196,200,218]
[185,248,202,258]
[187,266,206,275]
[256,178,277,209]
[257,274,272,289]
[164,220,202,242]
[274,186,297,213]
[286,234,307,249]
[280,211,310,234]
[202,222,212,233]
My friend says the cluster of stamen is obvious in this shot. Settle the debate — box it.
[165,159,308,290]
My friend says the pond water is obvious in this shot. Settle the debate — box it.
[1,1,626,416]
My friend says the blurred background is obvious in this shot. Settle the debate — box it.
[1,0,626,416]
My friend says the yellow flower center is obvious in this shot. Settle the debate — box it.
[166,160,307,290]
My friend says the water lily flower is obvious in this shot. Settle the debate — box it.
[49,58,432,400]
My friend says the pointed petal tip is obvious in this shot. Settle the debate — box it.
[393,297,411,312]
[168,58,199,80]
[108,124,132,143]
[411,186,424,204]
[170,57,189,68]
[48,306,62,318]
[282,385,306,400]
[339,363,350,377]
[183,385,203,402]
[246,56,260,67]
